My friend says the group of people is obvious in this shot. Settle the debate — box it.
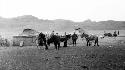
[114,30,120,35]
[104,30,120,37]
[36,30,79,50]
[113,30,119,37]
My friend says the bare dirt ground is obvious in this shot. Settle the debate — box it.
[0,36,125,70]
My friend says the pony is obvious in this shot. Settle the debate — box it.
[47,35,60,50]
[36,32,48,50]
[47,34,71,50]
[104,33,112,37]
[75,28,99,46]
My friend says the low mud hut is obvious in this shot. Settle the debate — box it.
[13,29,39,46]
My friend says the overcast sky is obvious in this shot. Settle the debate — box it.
[0,0,125,22]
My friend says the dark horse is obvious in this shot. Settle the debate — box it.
[47,34,71,50]
[104,33,112,37]
[47,35,60,50]
[37,32,48,50]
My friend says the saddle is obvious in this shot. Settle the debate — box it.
[88,35,97,40]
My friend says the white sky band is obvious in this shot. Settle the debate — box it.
[0,0,125,22]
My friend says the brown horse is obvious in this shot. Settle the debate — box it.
[75,28,99,46]
[81,33,99,46]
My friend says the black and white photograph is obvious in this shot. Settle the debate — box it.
[0,0,125,70]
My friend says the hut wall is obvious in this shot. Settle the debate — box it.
[13,36,37,46]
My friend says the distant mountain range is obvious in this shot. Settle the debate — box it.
[0,15,125,37]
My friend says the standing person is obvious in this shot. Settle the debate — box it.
[56,33,60,48]
[114,30,116,34]
[72,32,78,46]
[113,30,117,37]
[55,33,60,40]
[118,30,120,35]
[63,32,68,47]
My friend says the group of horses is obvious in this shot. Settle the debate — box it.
[36,32,73,50]
[36,28,102,50]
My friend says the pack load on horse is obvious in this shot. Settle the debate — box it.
[47,31,71,50]
[60,32,71,47]
[75,28,99,46]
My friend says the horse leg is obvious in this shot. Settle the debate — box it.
[97,38,99,46]
[87,41,89,46]
[97,41,99,46]
[72,40,74,46]
[43,39,48,50]
[89,42,91,46]
[94,40,96,46]
[44,43,48,50]
[63,40,67,47]
[54,42,58,50]
[75,39,77,46]
[95,38,99,46]
[57,42,60,50]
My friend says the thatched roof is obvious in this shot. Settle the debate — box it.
[19,29,39,36]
